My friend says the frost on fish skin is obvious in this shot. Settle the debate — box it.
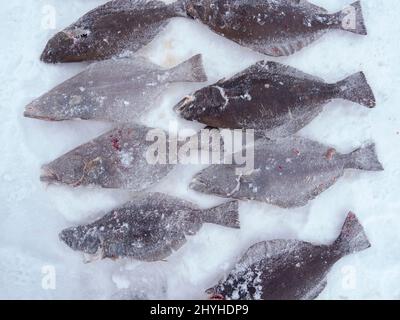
[175,60,375,139]
[41,0,187,63]
[40,124,226,190]
[208,212,371,300]
[59,193,239,261]
[183,0,367,56]
[25,54,207,122]
[40,125,175,190]
[190,136,383,207]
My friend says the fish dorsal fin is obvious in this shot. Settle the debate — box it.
[87,55,162,74]
[228,61,324,83]
[290,0,328,14]
[261,61,325,83]
[237,239,312,269]
[103,0,167,10]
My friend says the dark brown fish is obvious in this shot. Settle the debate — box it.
[190,137,383,208]
[25,54,206,122]
[41,0,186,63]
[60,192,240,261]
[175,61,376,138]
[207,212,370,300]
[183,0,367,56]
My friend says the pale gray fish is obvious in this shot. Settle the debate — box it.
[207,212,370,300]
[60,192,240,261]
[25,54,207,122]
[175,61,375,139]
[183,0,367,56]
[41,124,222,190]
[190,136,383,207]
[41,0,186,63]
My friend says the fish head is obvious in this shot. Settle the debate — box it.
[40,152,95,187]
[174,85,228,125]
[41,27,100,63]
[59,226,101,255]
[190,165,239,197]
[24,87,91,121]
[205,285,226,300]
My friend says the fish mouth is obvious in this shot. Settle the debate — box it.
[205,286,224,300]
[24,104,57,121]
[40,31,79,63]
[189,176,208,192]
[173,95,195,116]
[40,166,60,184]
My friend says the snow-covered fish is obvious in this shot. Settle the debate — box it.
[190,137,383,207]
[25,54,206,122]
[41,124,221,190]
[41,0,186,63]
[60,192,240,261]
[183,0,367,56]
[175,61,375,138]
[207,212,370,300]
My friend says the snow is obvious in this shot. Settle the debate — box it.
[0,0,399,299]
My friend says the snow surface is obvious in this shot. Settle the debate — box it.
[0,0,399,299]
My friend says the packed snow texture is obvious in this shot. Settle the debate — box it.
[0,0,399,299]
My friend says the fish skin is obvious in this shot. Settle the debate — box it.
[183,0,367,56]
[59,193,240,261]
[175,61,376,138]
[190,137,383,207]
[24,54,207,122]
[207,212,371,300]
[40,125,175,190]
[40,0,186,63]
[40,124,223,190]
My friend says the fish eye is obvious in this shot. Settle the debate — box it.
[80,33,88,39]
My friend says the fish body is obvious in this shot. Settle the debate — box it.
[40,125,175,190]
[175,61,375,138]
[183,0,367,56]
[41,0,185,63]
[207,212,371,300]
[60,193,240,261]
[190,137,383,207]
[41,124,222,190]
[25,54,206,122]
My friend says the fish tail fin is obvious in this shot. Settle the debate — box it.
[335,1,367,35]
[335,72,376,108]
[345,143,384,171]
[201,201,240,229]
[333,212,371,256]
[167,54,207,83]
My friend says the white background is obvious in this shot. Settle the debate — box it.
[0,0,399,299]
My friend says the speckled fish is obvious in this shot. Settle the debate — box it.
[175,61,376,138]
[206,212,370,300]
[41,124,221,190]
[24,54,206,122]
[190,137,383,207]
[41,0,186,63]
[183,0,367,56]
[60,193,239,261]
